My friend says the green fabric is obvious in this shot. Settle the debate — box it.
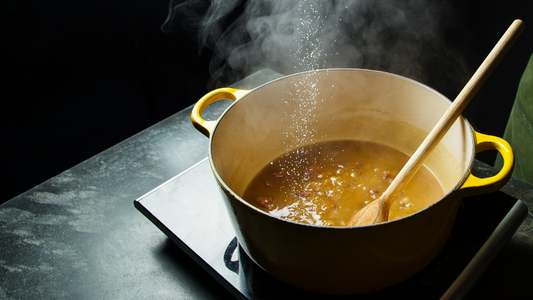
[495,54,533,184]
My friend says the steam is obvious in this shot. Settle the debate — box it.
[163,0,467,94]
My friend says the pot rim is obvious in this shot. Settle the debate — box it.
[207,68,476,229]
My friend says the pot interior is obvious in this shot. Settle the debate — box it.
[210,69,473,212]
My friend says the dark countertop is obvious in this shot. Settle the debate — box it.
[0,103,234,299]
[1,72,533,299]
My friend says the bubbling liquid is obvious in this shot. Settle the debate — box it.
[243,140,445,226]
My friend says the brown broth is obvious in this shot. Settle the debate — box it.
[242,140,445,226]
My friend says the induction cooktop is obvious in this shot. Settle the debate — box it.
[134,157,528,300]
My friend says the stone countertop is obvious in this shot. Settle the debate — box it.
[1,70,533,299]
[0,104,234,299]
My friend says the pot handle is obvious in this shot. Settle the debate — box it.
[458,131,514,195]
[191,88,250,137]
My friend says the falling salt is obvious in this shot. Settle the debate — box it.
[274,1,336,189]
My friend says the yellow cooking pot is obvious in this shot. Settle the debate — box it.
[191,69,514,294]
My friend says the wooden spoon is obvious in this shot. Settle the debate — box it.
[347,19,525,227]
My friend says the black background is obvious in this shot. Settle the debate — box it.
[2,0,533,204]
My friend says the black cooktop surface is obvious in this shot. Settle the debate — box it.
[134,158,527,300]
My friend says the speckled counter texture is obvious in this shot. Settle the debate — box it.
[1,103,533,299]
[0,104,236,300]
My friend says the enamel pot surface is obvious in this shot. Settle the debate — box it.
[191,69,514,295]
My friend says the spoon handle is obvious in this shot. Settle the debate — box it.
[380,19,525,208]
